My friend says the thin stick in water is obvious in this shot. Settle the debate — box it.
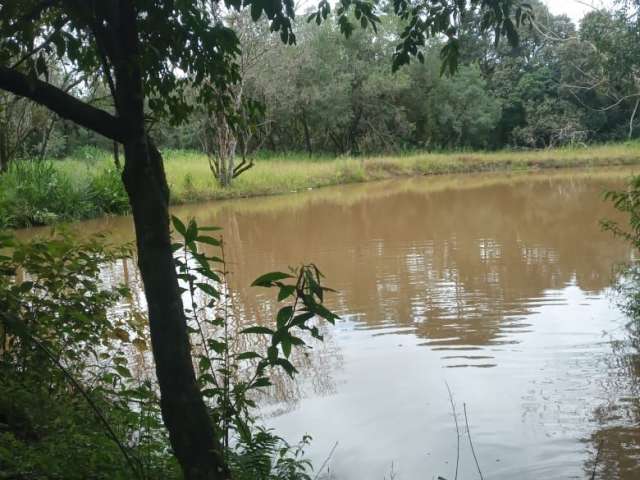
[464,403,484,480]
[445,381,460,480]
[313,441,339,480]
[591,439,603,480]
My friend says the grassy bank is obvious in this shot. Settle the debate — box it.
[160,143,640,203]
[2,142,640,228]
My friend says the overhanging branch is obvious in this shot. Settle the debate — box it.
[0,66,126,142]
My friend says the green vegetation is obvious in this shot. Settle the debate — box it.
[0,158,128,228]
[160,143,640,202]
[3,0,640,476]
[0,220,337,479]
[4,2,640,174]
[3,142,640,228]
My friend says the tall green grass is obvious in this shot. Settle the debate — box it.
[160,141,640,203]
[3,141,640,228]
[0,159,128,228]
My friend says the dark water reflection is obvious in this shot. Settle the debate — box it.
[17,167,640,479]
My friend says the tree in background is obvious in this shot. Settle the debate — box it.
[562,9,640,140]
[201,11,272,187]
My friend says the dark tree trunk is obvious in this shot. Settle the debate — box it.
[121,137,230,480]
[111,3,230,478]
[301,108,312,156]
[113,141,121,169]
[0,3,232,477]
[0,124,9,173]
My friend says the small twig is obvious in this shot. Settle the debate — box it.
[591,439,604,480]
[445,381,460,480]
[464,403,483,480]
[313,441,338,480]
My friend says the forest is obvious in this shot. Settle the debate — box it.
[2,0,640,165]
[4,1,640,480]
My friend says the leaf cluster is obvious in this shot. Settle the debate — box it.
[171,215,339,477]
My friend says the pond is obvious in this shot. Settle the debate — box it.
[19,167,640,479]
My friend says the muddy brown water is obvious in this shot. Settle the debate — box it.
[17,167,640,479]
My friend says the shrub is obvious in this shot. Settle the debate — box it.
[0,161,129,228]
[88,166,130,216]
[0,232,175,479]
[0,219,339,478]
[0,160,90,227]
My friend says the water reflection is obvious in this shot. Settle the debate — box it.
[585,274,640,479]
[206,171,633,371]
[15,167,640,478]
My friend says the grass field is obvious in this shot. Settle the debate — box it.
[159,143,640,203]
[3,142,640,228]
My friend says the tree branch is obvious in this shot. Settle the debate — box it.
[0,66,126,142]
[3,0,59,38]
[10,19,70,70]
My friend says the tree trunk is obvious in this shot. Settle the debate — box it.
[0,3,232,475]
[301,108,312,156]
[39,117,57,161]
[113,3,229,478]
[113,141,121,170]
[629,96,640,140]
[0,124,9,173]
[122,137,231,480]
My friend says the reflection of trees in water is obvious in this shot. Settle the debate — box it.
[57,173,633,416]
[213,178,631,362]
[18,172,632,355]
[584,342,640,479]
[585,268,640,479]
[107,256,342,412]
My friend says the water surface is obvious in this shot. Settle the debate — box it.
[19,168,640,479]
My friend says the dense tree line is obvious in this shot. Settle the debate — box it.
[3,0,639,167]
[236,0,640,154]
[248,1,640,153]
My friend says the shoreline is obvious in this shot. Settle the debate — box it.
[4,143,640,229]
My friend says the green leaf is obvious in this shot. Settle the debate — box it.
[208,339,226,354]
[172,216,187,236]
[198,268,221,283]
[236,418,253,444]
[274,358,298,377]
[312,303,339,324]
[201,388,217,398]
[282,338,291,358]
[250,1,262,21]
[291,311,314,327]
[277,306,293,329]
[236,351,261,360]
[289,336,306,346]
[277,285,296,301]
[114,365,132,378]
[199,356,212,371]
[252,271,293,287]
[197,235,221,246]
[267,345,278,363]
[241,326,275,335]
[186,218,198,242]
[196,282,220,298]
[252,376,272,388]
